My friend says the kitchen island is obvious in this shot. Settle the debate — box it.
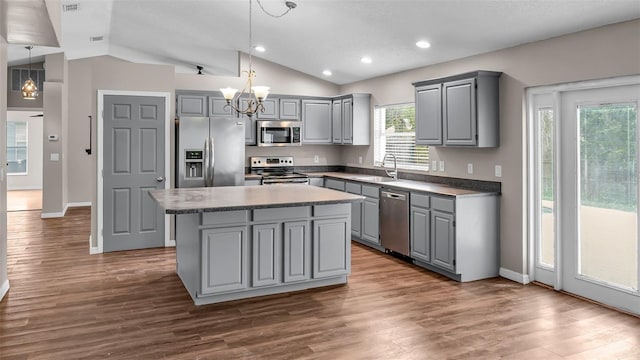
[150,185,363,305]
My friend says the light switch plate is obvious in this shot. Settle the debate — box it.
[439,161,445,172]
[495,165,502,177]
[431,160,438,171]
[314,155,319,163]
[467,163,473,174]
[50,153,60,161]
[358,156,363,164]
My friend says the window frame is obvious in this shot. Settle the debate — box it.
[6,121,29,176]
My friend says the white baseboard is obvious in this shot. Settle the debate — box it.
[166,239,176,247]
[500,267,531,284]
[41,202,91,219]
[0,279,10,301]
[7,186,42,191]
[41,211,65,218]
[68,201,91,208]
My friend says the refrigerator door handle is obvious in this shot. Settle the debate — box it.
[203,138,210,187]
[210,137,215,186]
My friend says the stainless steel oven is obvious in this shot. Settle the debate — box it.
[257,121,302,147]
[249,156,309,184]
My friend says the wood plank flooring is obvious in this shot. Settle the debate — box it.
[6,190,42,212]
[1,207,638,359]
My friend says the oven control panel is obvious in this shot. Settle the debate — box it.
[250,156,294,168]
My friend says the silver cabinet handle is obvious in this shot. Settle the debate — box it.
[156,176,165,183]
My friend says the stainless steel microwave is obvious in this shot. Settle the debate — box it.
[257,120,302,146]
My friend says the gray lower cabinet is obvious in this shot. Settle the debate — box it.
[313,218,350,278]
[252,223,281,287]
[244,179,261,186]
[283,221,311,282]
[201,226,249,294]
[178,94,208,117]
[345,182,362,238]
[431,210,455,272]
[325,178,345,191]
[410,206,431,263]
[361,184,380,245]
[309,177,324,187]
[301,99,332,144]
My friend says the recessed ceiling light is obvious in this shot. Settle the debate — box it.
[416,40,431,49]
[361,56,372,64]
[322,70,332,76]
[254,45,266,52]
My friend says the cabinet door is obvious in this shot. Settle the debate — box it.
[332,100,342,144]
[239,98,257,145]
[178,95,207,117]
[431,210,455,272]
[443,78,477,146]
[257,98,279,119]
[280,98,300,120]
[313,218,350,278]
[341,98,353,144]
[209,96,234,116]
[252,223,281,287]
[410,206,430,263]
[324,178,345,191]
[283,221,311,283]
[309,177,324,187]
[201,226,248,294]
[415,85,442,145]
[301,99,332,144]
[346,182,362,238]
[361,197,380,245]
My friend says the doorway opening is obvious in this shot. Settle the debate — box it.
[6,110,43,212]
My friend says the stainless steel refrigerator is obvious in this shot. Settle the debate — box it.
[176,117,245,187]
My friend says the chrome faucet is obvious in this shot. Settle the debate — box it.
[382,153,398,180]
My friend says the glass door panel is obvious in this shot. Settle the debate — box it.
[539,108,555,269]
[578,103,638,291]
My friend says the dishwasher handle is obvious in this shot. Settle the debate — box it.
[381,190,407,201]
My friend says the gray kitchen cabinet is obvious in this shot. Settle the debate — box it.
[360,184,380,245]
[283,221,311,283]
[201,226,249,294]
[345,182,362,239]
[413,71,501,147]
[257,98,279,119]
[280,98,301,120]
[415,84,442,145]
[410,193,431,263]
[301,99,332,144]
[309,177,324,187]
[252,223,281,287]
[178,94,208,117]
[208,96,234,116]
[332,94,370,145]
[313,217,350,279]
[325,178,345,191]
[431,209,455,272]
[244,179,261,186]
[239,98,257,145]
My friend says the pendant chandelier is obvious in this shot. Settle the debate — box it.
[220,0,296,117]
[21,46,38,100]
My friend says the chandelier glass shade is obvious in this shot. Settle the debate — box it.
[22,46,38,100]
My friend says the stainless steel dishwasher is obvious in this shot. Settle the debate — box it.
[380,188,410,256]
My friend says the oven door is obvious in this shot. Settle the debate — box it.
[257,121,302,146]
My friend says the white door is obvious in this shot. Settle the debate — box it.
[560,85,638,314]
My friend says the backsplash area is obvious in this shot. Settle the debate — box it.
[245,145,342,166]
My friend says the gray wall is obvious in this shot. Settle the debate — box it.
[1,35,9,300]
[339,19,640,276]
[7,111,43,190]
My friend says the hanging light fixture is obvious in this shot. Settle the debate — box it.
[220,0,296,117]
[21,46,39,100]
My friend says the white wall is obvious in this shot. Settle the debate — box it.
[339,19,640,276]
[6,111,43,190]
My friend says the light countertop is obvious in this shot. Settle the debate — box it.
[150,184,363,214]
[305,172,496,197]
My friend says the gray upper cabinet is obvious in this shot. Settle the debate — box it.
[280,98,301,120]
[177,95,208,117]
[257,98,279,119]
[415,84,442,145]
[301,99,332,144]
[238,98,257,145]
[332,94,370,145]
[209,96,233,116]
[413,71,501,148]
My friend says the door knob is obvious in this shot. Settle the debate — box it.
[156,176,165,182]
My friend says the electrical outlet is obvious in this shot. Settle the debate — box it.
[467,163,473,174]
[439,161,445,172]
[358,156,363,164]
[495,165,502,177]
[314,155,319,164]
[431,160,438,171]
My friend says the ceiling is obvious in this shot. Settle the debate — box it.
[6,0,640,85]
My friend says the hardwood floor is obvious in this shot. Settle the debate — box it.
[6,190,42,212]
[1,208,638,359]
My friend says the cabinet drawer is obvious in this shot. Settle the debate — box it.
[411,193,430,208]
[431,196,455,213]
[201,210,248,226]
[325,178,345,191]
[362,185,379,198]
[253,206,310,221]
[345,182,362,194]
[314,203,350,217]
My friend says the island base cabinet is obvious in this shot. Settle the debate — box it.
[313,218,351,279]
[201,226,249,295]
[283,221,311,283]
[252,224,281,287]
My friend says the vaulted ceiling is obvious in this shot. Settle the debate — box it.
[6,0,640,85]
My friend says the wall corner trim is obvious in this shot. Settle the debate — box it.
[499,267,531,284]
[89,235,102,254]
[0,279,10,302]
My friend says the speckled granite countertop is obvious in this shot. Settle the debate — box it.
[150,184,363,214]
[304,172,496,197]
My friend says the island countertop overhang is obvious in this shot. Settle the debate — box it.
[149,184,364,214]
